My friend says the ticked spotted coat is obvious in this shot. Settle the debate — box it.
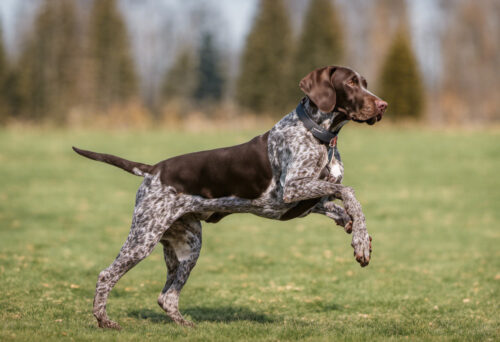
[74,66,387,329]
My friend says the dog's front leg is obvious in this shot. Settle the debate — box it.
[283,180,371,267]
[311,198,353,233]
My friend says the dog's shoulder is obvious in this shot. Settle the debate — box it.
[269,110,326,160]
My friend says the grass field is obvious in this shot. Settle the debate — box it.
[0,126,499,341]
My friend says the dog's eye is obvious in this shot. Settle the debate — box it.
[347,79,356,87]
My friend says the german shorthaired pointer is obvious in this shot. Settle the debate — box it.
[73,66,388,329]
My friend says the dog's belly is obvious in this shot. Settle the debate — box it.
[279,198,321,220]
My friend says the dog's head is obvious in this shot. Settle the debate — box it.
[299,66,387,125]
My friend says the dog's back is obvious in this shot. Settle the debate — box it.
[152,132,272,199]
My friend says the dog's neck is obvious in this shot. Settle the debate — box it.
[303,97,349,133]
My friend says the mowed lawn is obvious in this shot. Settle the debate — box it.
[0,126,498,341]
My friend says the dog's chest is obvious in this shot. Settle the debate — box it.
[323,146,344,183]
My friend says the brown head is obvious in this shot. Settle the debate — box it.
[299,66,387,125]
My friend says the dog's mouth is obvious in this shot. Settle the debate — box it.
[366,113,383,125]
[352,113,383,125]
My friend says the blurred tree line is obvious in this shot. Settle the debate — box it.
[0,0,497,125]
[0,0,139,124]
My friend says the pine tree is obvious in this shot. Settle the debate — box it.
[88,0,138,108]
[161,47,197,102]
[369,0,407,81]
[236,0,294,114]
[16,0,80,122]
[3,69,23,120]
[292,0,343,94]
[378,27,424,120]
[194,32,224,102]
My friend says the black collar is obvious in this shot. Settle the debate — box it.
[296,101,343,147]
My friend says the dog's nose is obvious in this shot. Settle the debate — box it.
[376,100,388,113]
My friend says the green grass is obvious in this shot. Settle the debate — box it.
[0,126,499,341]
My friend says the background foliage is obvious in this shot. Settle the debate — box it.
[88,0,138,109]
[235,0,294,114]
[379,27,424,120]
[0,0,498,124]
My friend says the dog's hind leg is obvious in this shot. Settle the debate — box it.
[158,215,202,326]
[160,239,179,295]
[93,223,166,329]
[93,178,184,330]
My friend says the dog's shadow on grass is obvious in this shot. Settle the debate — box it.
[128,306,276,324]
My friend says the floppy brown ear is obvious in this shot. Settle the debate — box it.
[299,66,337,112]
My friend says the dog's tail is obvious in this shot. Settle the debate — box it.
[72,147,153,177]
